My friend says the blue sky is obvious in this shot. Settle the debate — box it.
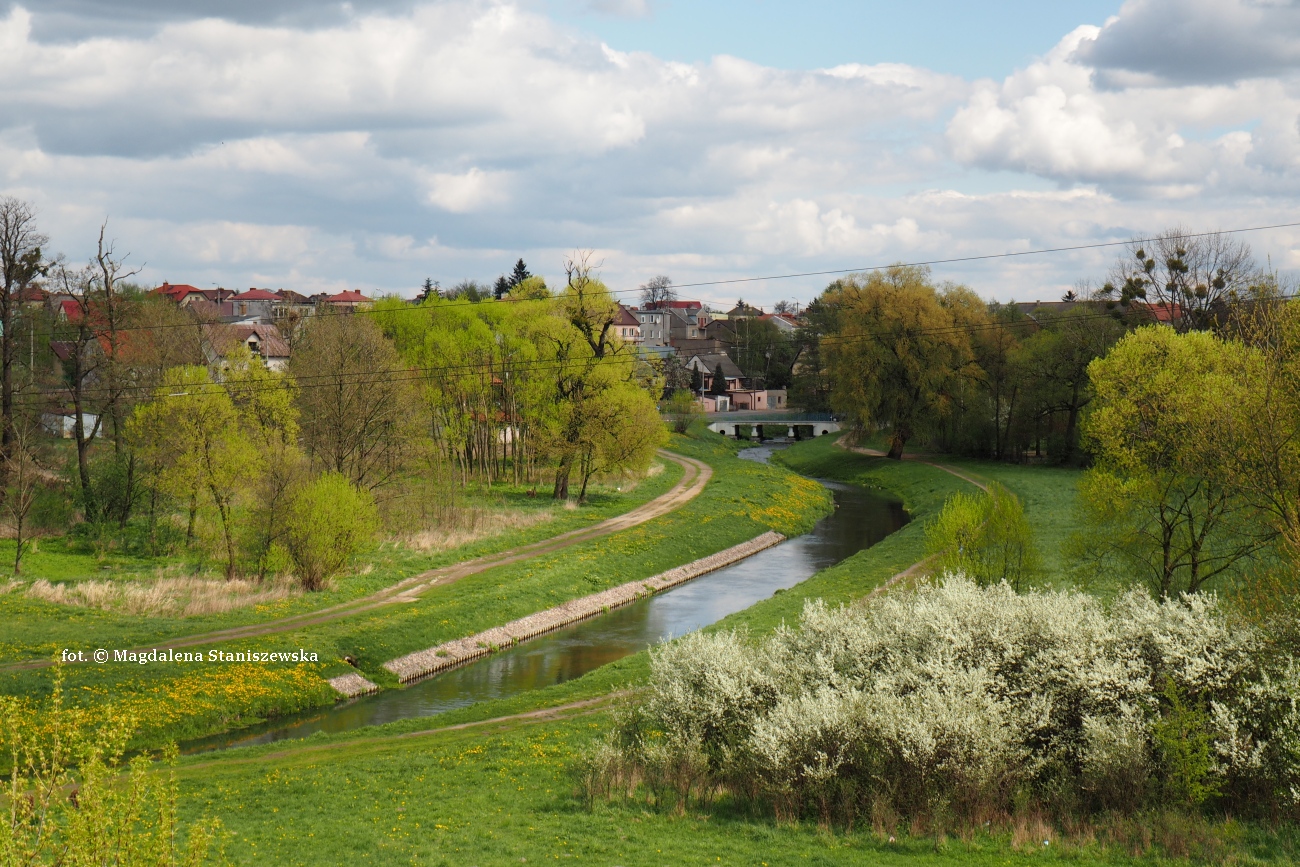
[1,0,1297,308]
[551,0,1124,79]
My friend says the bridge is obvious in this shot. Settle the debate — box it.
[703,411,841,439]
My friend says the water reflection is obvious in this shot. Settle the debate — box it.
[181,447,906,753]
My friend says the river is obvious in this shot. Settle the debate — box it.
[180,445,906,754]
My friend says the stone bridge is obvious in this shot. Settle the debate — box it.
[705,418,841,439]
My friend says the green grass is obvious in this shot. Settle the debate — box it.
[174,702,1299,867]
[0,465,685,662]
[0,429,833,749]
[158,434,1299,866]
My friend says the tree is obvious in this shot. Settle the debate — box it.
[1230,294,1300,563]
[127,366,251,576]
[663,389,702,434]
[925,483,1039,590]
[4,414,42,575]
[788,294,840,413]
[509,258,531,288]
[0,197,46,495]
[493,275,511,300]
[823,266,980,459]
[1078,327,1269,598]
[709,363,728,396]
[1014,305,1125,462]
[639,275,676,308]
[284,472,378,591]
[1101,226,1255,332]
[574,379,667,501]
[290,312,422,491]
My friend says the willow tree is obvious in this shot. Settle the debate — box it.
[126,366,250,576]
[823,265,982,459]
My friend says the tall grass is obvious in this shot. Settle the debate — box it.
[26,574,301,617]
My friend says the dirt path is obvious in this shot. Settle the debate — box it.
[2,450,712,673]
[836,438,989,599]
[836,440,990,492]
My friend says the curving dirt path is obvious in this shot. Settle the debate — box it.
[2,450,712,673]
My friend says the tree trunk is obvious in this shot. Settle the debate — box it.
[552,456,572,500]
[186,491,198,547]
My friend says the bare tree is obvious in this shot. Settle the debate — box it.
[91,222,141,452]
[1101,226,1255,332]
[5,413,42,575]
[0,198,47,493]
[639,275,676,308]
[49,262,105,518]
[290,312,422,492]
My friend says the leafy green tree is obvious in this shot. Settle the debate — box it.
[127,366,250,577]
[925,482,1039,590]
[1013,304,1125,462]
[1078,327,1269,598]
[823,265,981,459]
[284,472,379,591]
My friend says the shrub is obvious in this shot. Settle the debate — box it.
[663,389,702,434]
[588,578,1300,825]
[926,483,1039,589]
[284,473,379,591]
[0,673,220,864]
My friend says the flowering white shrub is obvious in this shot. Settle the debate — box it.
[593,576,1300,822]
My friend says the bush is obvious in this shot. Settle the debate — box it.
[925,482,1039,589]
[284,473,379,591]
[663,389,702,435]
[588,578,1300,825]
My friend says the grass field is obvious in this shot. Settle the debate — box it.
[0,429,833,749]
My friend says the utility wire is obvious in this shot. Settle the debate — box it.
[40,218,1300,334]
[21,292,1293,409]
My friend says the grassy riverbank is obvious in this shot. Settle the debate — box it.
[1,428,832,749]
[167,435,1300,866]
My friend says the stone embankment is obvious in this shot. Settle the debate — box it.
[328,672,380,698]
[380,530,786,684]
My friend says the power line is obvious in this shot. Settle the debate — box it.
[23,292,1290,410]
[39,218,1300,334]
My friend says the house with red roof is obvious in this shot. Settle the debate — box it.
[319,290,372,311]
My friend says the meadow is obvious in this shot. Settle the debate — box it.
[0,429,832,749]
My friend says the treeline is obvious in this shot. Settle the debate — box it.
[0,199,665,584]
[791,226,1269,463]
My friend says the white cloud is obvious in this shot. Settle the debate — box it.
[425,167,512,212]
[0,0,1298,307]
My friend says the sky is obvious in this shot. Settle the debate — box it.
[2,0,1299,309]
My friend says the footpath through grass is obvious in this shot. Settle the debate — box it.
[2,429,831,749]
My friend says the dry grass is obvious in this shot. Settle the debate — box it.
[401,507,556,553]
[26,574,301,617]
[0,579,21,594]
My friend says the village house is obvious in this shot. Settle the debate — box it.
[614,305,642,343]
[202,323,292,371]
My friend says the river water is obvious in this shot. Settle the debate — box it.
[180,445,906,754]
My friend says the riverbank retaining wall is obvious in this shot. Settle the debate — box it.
[380,530,786,684]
